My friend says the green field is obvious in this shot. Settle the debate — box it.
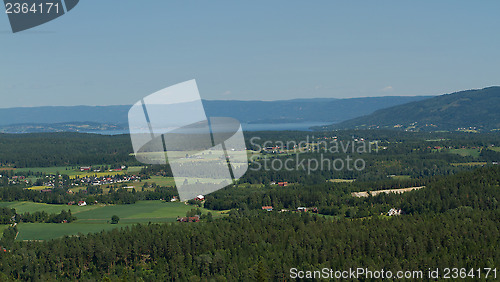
[74,201,211,223]
[145,176,177,187]
[0,201,219,241]
[127,166,144,173]
[69,171,124,179]
[448,148,481,157]
[0,201,96,214]
[15,166,74,175]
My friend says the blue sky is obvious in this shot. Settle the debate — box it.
[1,0,500,107]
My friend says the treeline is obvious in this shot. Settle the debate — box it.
[0,209,498,280]
[481,148,500,162]
[0,130,497,170]
[0,207,75,224]
[0,208,16,224]
[0,185,177,205]
[19,210,76,224]
[0,133,137,168]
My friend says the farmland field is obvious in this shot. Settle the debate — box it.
[0,201,97,214]
[74,201,213,223]
[448,148,481,157]
[26,186,52,191]
[69,171,124,179]
[145,176,177,187]
[0,201,220,241]
[127,166,144,173]
[15,166,78,175]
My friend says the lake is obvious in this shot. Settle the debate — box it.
[90,122,332,135]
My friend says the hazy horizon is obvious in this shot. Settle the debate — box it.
[2,1,500,108]
[0,93,442,109]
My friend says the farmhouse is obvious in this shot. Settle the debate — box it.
[195,195,205,201]
[261,206,273,211]
[297,207,307,212]
[278,182,288,187]
[177,215,200,222]
[78,201,87,206]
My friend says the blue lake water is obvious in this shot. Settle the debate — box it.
[90,122,332,135]
[241,122,330,132]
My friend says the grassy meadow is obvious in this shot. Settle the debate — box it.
[0,201,222,241]
[448,148,481,157]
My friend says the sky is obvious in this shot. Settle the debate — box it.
[1,0,500,108]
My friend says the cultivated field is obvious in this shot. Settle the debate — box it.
[0,201,221,241]
[351,186,425,198]
[448,148,481,157]
[69,171,124,179]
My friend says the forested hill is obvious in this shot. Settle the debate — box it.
[0,96,430,128]
[0,166,498,280]
[318,87,500,131]
[202,96,430,123]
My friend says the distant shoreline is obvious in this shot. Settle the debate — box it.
[0,121,333,135]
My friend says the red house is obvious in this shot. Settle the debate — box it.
[177,215,200,222]
[278,182,288,187]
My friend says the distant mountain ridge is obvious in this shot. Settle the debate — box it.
[202,96,431,124]
[0,96,431,131]
[320,87,500,131]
